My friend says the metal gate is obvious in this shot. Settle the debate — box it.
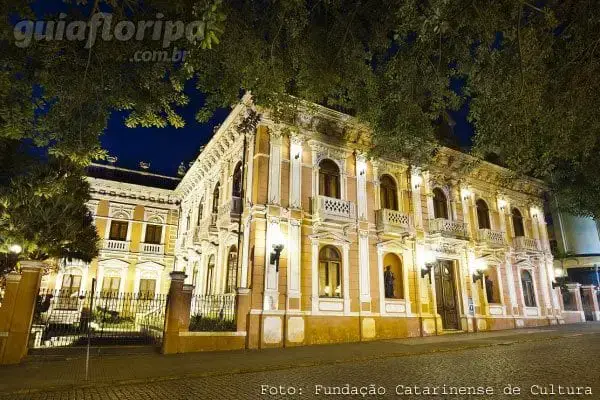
[29,289,167,349]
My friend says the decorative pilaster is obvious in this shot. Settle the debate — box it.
[287,219,301,305]
[267,129,282,205]
[355,152,368,220]
[289,135,303,209]
[358,231,371,303]
[263,217,281,310]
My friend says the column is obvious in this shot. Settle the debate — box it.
[411,170,423,229]
[289,136,302,209]
[358,231,371,304]
[356,152,368,220]
[287,219,301,308]
[267,129,282,205]
[263,217,280,310]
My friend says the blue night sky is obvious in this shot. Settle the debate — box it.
[101,82,231,177]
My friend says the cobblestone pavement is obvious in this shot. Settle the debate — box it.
[1,324,599,399]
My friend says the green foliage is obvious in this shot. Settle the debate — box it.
[2,0,600,219]
[0,149,99,262]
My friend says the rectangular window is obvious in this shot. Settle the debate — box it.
[139,278,156,299]
[102,277,121,296]
[109,220,128,241]
[144,224,162,244]
[61,274,82,295]
[57,274,82,309]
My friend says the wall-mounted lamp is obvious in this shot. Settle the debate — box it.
[421,252,436,281]
[461,188,471,201]
[498,199,507,212]
[530,206,540,219]
[291,143,302,161]
[412,175,422,190]
[472,259,487,283]
[269,226,285,272]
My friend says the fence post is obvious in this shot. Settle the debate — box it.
[566,283,585,323]
[0,261,44,364]
[581,285,600,321]
[235,288,251,335]
[161,271,187,354]
[181,284,194,332]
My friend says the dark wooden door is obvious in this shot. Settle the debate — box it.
[434,260,459,330]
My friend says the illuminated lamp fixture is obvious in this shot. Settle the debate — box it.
[270,226,285,273]
[472,259,487,283]
[421,251,436,281]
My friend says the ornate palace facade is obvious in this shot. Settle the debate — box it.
[43,164,180,297]
[174,95,563,347]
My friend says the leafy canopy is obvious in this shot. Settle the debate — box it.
[1,0,599,220]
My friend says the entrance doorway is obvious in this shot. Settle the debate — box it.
[434,260,459,330]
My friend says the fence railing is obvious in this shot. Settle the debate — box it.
[428,218,469,239]
[30,289,168,348]
[189,294,236,332]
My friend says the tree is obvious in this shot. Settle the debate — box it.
[2,0,600,219]
[0,147,99,269]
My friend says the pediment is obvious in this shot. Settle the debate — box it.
[309,230,351,244]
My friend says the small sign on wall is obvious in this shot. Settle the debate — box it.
[468,297,474,315]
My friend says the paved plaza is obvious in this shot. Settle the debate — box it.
[1,323,599,399]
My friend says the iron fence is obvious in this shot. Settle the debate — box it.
[30,289,167,348]
[189,294,236,332]
[561,289,578,311]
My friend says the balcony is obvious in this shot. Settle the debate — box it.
[103,239,130,252]
[218,196,243,223]
[428,218,469,239]
[376,209,411,236]
[478,228,507,247]
[312,196,356,223]
[512,236,540,253]
[194,214,218,243]
[141,243,164,254]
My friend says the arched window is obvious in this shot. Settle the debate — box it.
[383,253,403,299]
[212,183,220,213]
[225,245,238,293]
[432,188,449,219]
[512,208,525,237]
[197,199,204,224]
[232,162,242,198]
[476,199,491,229]
[319,159,340,199]
[380,175,398,211]
[318,246,342,298]
[521,270,536,307]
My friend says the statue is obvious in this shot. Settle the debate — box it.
[384,265,395,298]
[485,275,494,303]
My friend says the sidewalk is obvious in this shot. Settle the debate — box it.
[1,323,598,396]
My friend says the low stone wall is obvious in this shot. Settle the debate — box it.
[562,311,585,324]
[176,332,246,353]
